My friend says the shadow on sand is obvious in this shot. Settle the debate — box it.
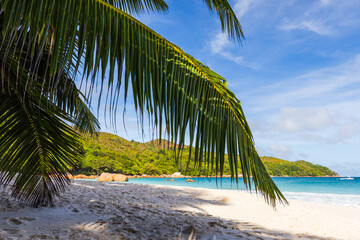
[0,180,335,240]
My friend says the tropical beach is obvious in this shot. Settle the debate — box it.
[1,179,360,240]
[1,0,360,240]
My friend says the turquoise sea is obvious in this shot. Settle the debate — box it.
[127,177,360,208]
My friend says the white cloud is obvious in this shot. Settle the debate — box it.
[210,33,231,54]
[261,106,359,144]
[209,33,244,64]
[278,0,360,36]
[327,162,360,176]
[209,32,257,68]
[336,124,359,141]
[275,107,333,133]
[279,19,334,36]
[269,144,293,159]
[245,54,360,146]
[233,0,259,18]
[249,54,360,112]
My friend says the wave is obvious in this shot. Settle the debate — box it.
[284,191,360,208]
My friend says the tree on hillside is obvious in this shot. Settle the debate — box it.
[0,0,287,207]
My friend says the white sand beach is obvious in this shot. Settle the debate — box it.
[1,180,359,240]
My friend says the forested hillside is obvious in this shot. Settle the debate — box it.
[74,133,337,177]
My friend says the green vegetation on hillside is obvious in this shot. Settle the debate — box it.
[261,157,336,177]
[74,132,337,177]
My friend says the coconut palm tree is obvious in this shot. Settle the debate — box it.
[0,0,287,207]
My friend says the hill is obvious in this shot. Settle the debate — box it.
[74,132,337,177]
[261,157,336,177]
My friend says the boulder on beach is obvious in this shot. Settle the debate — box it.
[73,174,98,179]
[113,174,129,182]
[98,173,114,181]
[73,174,86,179]
[186,179,195,182]
[170,172,185,178]
[68,174,99,179]
[98,173,128,182]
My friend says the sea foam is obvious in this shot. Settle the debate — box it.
[284,191,360,208]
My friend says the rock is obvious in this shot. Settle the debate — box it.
[98,173,114,182]
[67,174,99,179]
[171,172,185,178]
[186,179,195,182]
[97,173,128,182]
[164,179,174,181]
[74,174,98,179]
[113,174,128,182]
[73,174,85,179]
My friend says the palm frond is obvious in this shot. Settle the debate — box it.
[0,0,286,206]
[104,0,168,14]
[0,16,98,206]
[0,90,82,206]
[203,0,244,43]
[51,75,100,134]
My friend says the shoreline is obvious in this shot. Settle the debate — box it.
[1,180,359,239]
[69,173,343,179]
[125,180,360,208]
[73,174,360,207]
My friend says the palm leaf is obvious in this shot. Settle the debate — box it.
[203,0,244,42]
[0,18,99,206]
[0,90,82,206]
[104,0,168,13]
[0,0,286,206]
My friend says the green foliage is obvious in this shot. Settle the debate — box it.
[74,133,337,177]
[261,157,337,177]
[0,16,99,207]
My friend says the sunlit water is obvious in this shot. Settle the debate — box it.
[126,177,360,208]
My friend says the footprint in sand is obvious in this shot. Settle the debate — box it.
[28,234,50,239]
[1,228,24,239]
[6,218,23,225]
[20,217,35,222]
[4,217,35,226]
[70,207,79,213]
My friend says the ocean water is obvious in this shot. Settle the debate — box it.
[127,177,360,208]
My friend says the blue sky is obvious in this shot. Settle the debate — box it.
[95,0,360,176]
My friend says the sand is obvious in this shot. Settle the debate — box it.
[1,180,359,240]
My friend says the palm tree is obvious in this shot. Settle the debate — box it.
[0,0,287,207]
